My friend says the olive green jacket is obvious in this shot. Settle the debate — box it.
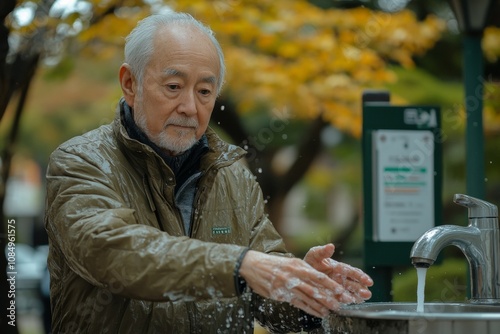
[45,110,319,333]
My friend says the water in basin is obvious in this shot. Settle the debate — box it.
[338,302,500,320]
[322,302,500,334]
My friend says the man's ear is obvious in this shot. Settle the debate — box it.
[119,63,136,106]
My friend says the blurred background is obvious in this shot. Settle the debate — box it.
[1,0,500,333]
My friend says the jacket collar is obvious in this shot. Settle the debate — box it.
[120,99,208,186]
[113,99,247,178]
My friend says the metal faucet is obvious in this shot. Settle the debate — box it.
[410,194,500,303]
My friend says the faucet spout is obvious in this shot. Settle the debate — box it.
[410,194,500,303]
[410,225,482,267]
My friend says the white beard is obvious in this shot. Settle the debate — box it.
[134,105,198,155]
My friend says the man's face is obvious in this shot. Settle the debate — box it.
[124,25,220,155]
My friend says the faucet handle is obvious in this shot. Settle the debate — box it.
[453,194,498,218]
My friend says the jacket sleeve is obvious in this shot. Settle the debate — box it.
[242,172,323,333]
[248,217,323,333]
[45,146,247,302]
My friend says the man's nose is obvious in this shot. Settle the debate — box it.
[177,90,197,116]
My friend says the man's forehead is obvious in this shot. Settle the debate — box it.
[155,24,209,46]
[162,67,217,84]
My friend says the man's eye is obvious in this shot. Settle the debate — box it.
[199,89,211,96]
[167,84,179,90]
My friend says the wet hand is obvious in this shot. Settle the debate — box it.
[303,243,373,303]
[239,250,359,318]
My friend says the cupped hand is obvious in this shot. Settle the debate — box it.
[303,243,374,303]
[239,250,358,318]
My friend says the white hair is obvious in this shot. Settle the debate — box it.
[124,12,226,95]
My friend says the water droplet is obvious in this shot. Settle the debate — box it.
[257,168,262,173]
[282,134,288,140]
[490,161,493,164]
[485,177,489,182]
[220,105,225,111]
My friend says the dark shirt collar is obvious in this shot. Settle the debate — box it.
[120,98,208,188]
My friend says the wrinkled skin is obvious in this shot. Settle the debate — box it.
[120,24,219,155]
[240,243,373,318]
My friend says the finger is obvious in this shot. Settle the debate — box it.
[324,258,374,286]
[340,279,373,301]
[326,268,372,303]
[295,282,343,313]
[314,275,370,304]
[271,281,337,317]
[291,298,330,318]
[331,287,359,304]
[304,244,335,265]
[298,269,357,306]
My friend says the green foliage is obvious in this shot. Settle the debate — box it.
[386,66,463,107]
[239,110,306,150]
[42,56,76,81]
[303,187,328,220]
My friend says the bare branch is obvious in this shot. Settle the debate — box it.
[211,98,249,145]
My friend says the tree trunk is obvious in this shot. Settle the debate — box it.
[0,0,16,119]
[0,56,38,333]
[1,9,41,334]
[213,98,331,235]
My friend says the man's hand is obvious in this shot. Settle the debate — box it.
[239,249,366,318]
[303,243,373,303]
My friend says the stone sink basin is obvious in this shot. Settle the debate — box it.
[315,302,500,334]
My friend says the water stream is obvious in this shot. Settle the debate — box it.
[416,267,428,312]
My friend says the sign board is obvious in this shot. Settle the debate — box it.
[373,129,435,242]
[362,103,442,267]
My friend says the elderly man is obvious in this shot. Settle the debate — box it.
[45,12,373,333]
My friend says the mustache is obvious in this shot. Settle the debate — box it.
[164,117,198,129]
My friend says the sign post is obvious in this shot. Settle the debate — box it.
[362,91,442,301]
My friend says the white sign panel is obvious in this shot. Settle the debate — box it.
[373,130,434,242]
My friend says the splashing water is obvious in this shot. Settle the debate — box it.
[416,267,427,312]
[162,291,196,302]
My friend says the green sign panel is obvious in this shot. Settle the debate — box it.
[362,102,442,301]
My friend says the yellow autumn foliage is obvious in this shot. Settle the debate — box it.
[10,0,448,137]
[172,1,445,136]
[484,27,500,62]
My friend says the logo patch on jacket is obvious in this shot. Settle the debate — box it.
[212,227,231,235]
